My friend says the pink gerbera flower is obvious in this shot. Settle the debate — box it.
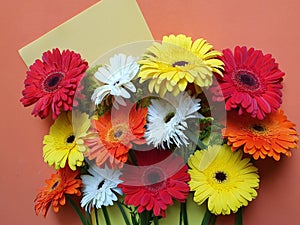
[20,48,88,119]
[211,46,284,120]
[119,149,190,217]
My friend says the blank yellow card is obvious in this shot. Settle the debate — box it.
[19,0,153,66]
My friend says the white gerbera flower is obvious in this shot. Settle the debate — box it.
[91,53,139,107]
[144,92,202,149]
[80,162,123,212]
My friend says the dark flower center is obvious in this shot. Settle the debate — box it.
[253,124,265,132]
[214,171,227,183]
[43,72,64,92]
[114,130,123,138]
[164,112,175,123]
[234,70,260,91]
[66,135,75,143]
[98,180,105,189]
[51,181,59,190]
[143,167,165,191]
[172,61,189,67]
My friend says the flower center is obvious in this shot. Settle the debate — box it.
[66,135,75,144]
[214,171,227,183]
[253,124,265,132]
[43,72,65,92]
[143,167,166,191]
[164,112,175,123]
[172,60,189,67]
[98,180,105,189]
[51,180,59,190]
[234,70,260,91]
[107,124,128,142]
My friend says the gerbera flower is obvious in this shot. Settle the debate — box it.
[211,46,284,120]
[138,34,224,96]
[223,109,299,160]
[34,166,82,217]
[188,145,259,215]
[81,161,123,212]
[119,149,190,217]
[91,54,139,107]
[43,111,91,170]
[144,92,202,149]
[85,103,147,169]
[20,48,88,119]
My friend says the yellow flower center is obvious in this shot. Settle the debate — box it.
[107,124,128,142]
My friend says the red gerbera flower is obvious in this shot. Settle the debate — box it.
[211,46,284,120]
[85,103,147,169]
[20,48,88,119]
[119,149,190,217]
[34,166,82,217]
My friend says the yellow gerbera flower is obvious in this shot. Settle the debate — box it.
[138,34,224,96]
[43,111,91,170]
[188,144,259,215]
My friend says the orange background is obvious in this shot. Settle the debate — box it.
[1,0,299,225]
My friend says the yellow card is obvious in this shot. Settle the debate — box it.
[19,0,153,66]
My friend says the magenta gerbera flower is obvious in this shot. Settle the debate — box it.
[20,48,88,119]
[119,149,190,217]
[211,46,284,120]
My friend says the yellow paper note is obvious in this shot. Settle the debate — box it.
[19,0,153,66]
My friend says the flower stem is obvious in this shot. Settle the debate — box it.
[94,208,99,225]
[181,203,188,225]
[102,206,111,225]
[140,211,150,225]
[201,208,216,225]
[66,195,89,225]
[116,200,131,225]
[86,210,91,225]
[235,207,243,225]
[201,209,211,225]
[153,216,159,225]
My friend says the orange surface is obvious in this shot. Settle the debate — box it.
[1,0,299,225]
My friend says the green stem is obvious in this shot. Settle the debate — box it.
[201,209,211,225]
[181,203,188,225]
[140,211,150,225]
[95,208,99,225]
[116,200,131,225]
[102,206,111,225]
[66,195,88,225]
[86,210,91,225]
[235,207,243,225]
[179,204,183,225]
[153,216,159,225]
[128,149,137,165]
[210,214,216,225]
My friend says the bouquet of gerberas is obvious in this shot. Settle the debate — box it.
[20,34,298,225]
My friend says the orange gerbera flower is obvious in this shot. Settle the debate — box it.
[34,166,82,217]
[223,109,298,160]
[85,103,147,169]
